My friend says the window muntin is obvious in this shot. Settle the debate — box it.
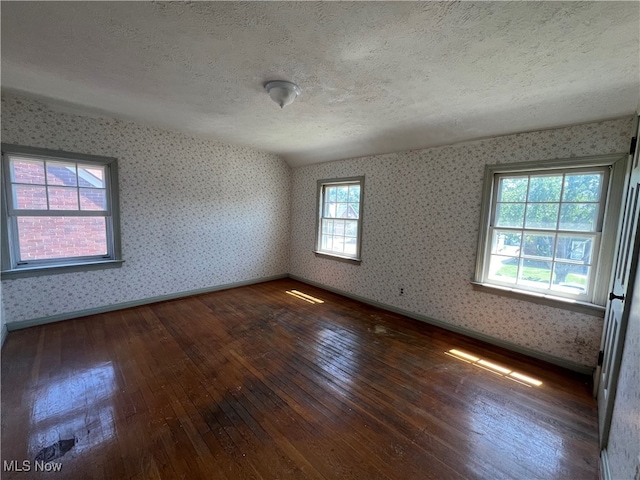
[9,158,108,214]
[481,166,611,301]
[2,145,120,275]
[316,178,363,261]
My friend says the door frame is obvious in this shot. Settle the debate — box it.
[597,114,640,449]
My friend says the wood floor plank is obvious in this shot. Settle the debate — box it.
[153,299,388,480]
[1,279,599,479]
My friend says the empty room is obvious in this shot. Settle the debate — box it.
[1,2,639,479]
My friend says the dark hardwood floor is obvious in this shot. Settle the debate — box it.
[1,279,599,479]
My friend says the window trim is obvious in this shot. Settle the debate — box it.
[484,165,609,301]
[474,153,628,308]
[314,176,364,263]
[1,143,123,278]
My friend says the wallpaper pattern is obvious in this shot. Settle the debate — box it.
[290,117,634,366]
[607,262,640,480]
[1,94,291,323]
[1,92,634,368]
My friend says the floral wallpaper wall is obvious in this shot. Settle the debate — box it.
[1,91,634,369]
[290,117,634,366]
[1,93,291,323]
[607,262,640,480]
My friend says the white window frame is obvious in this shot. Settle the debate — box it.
[314,177,364,263]
[474,154,628,309]
[1,144,123,278]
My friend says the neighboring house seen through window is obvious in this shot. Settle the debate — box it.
[474,154,628,306]
[1,144,122,278]
[315,177,364,262]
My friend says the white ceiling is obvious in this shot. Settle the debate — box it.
[2,2,639,167]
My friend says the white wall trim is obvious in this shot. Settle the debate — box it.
[5,274,288,332]
[599,448,611,480]
[289,274,594,375]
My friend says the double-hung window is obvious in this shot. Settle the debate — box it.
[315,177,364,262]
[1,144,122,277]
[474,154,627,307]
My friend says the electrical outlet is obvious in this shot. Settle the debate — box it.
[399,288,404,296]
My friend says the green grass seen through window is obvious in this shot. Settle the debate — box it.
[496,264,586,286]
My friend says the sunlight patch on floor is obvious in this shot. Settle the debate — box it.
[445,349,543,387]
[285,290,325,304]
[291,290,325,303]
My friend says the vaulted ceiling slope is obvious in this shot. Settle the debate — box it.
[2,2,638,167]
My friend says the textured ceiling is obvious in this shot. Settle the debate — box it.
[2,1,639,166]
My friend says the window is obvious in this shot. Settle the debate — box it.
[1,144,122,277]
[315,177,364,262]
[475,154,628,306]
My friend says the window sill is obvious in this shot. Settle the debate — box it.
[313,251,362,265]
[1,260,124,279]
[471,281,605,317]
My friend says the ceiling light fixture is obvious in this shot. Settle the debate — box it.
[264,80,301,109]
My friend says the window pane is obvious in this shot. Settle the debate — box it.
[336,186,349,202]
[331,236,345,253]
[322,219,333,234]
[321,234,332,251]
[17,216,107,260]
[335,203,348,218]
[80,188,107,211]
[48,186,79,210]
[525,203,559,229]
[344,238,357,255]
[324,202,337,217]
[562,173,602,202]
[518,259,552,288]
[333,220,345,236]
[523,234,554,259]
[528,175,562,202]
[555,236,593,264]
[348,185,360,203]
[13,185,47,209]
[495,203,525,227]
[345,203,359,219]
[491,230,521,255]
[497,177,527,202]
[559,204,598,231]
[551,264,590,296]
[345,220,358,237]
[487,255,518,284]
[78,165,106,188]
[326,187,337,203]
[46,162,77,186]
[10,158,46,184]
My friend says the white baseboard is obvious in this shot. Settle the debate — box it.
[5,273,288,332]
[289,274,594,375]
[3,272,597,375]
